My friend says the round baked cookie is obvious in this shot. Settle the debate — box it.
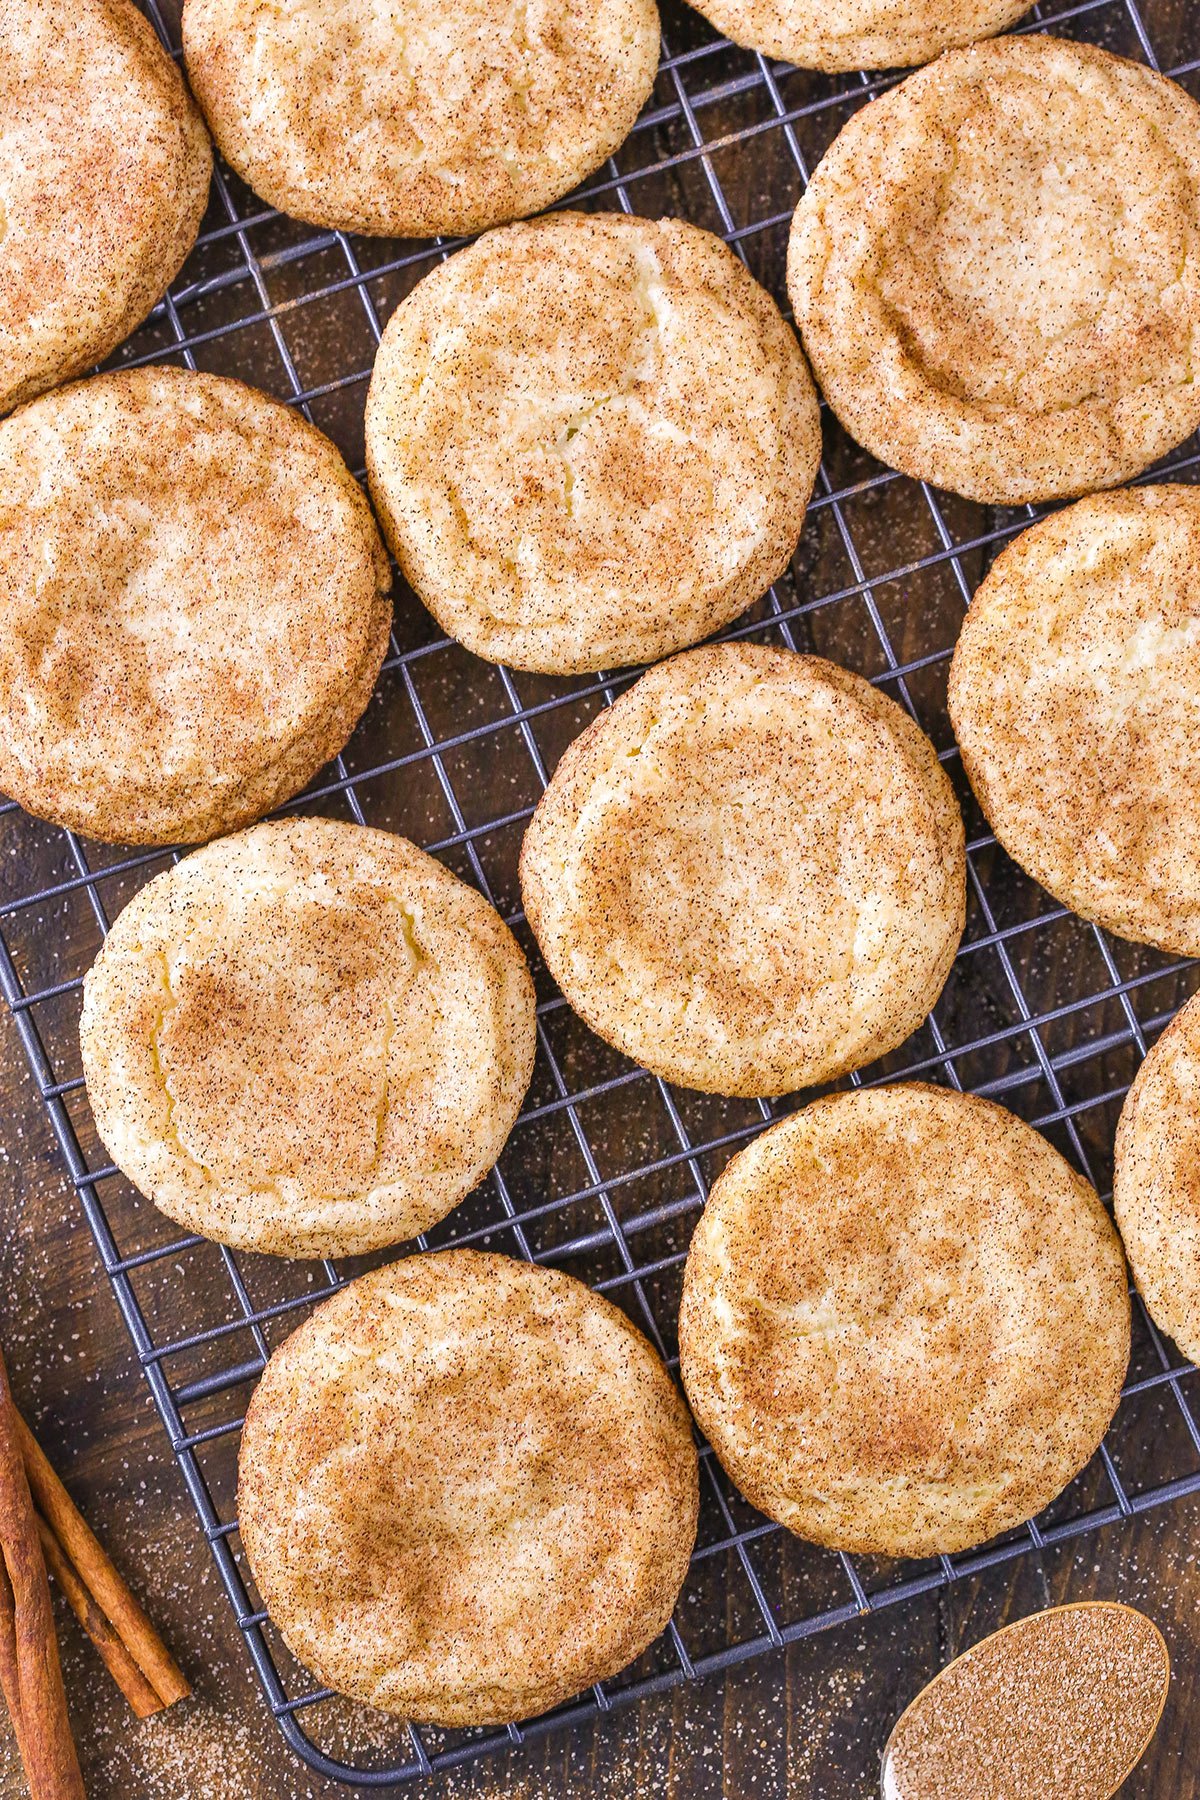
[238,1250,699,1722]
[688,0,1031,73]
[366,212,820,674]
[1115,990,1200,1367]
[679,1084,1130,1555]
[520,643,965,1094]
[182,0,659,238]
[0,366,391,847]
[79,819,536,1258]
[949,485,1200,954]
[787,37,1200,504]
[1,0,211,418]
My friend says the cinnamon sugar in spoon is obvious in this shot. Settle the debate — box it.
[882,1603,1169,1800]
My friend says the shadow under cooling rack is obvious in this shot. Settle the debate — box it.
[3,0,1200,1783]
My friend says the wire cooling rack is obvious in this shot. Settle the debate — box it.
[3,0,1200,1784]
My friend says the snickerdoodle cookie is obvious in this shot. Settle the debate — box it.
[238,1250,699,1721]
[366,212,820,673]
[680,1085,1130,1555]
[520,643,964,1094]
[688,0,1031,73]
[182,0,659,237]
[80,820,536,1258]
[1115,989,1200,1367]
[0,366,391,846]
[1,0,211,418]
[788,37,1200,503]
[949,485,1200,954]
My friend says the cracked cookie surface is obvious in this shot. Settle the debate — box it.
[949,485,1200,954]
[0,366,391,847]
[366,212,820,673]
[79,819,537,1258]
[679,1085,1130,1555]
[687,0,1031,73]
[788,36,1200,503]
[0,0,211,417]
[182,0,659,237]
[520,642,965,1095]
[1115,989,1200,1368]
[238,1249,699,1721]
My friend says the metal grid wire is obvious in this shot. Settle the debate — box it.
[3,0,1200,1783]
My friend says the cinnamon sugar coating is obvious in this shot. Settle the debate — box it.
[238,1251,699,1722]
[520,643,964,1094]
[680,1085,1130,1554]
[182,0,659,237]
[0,367,391,847]
[1115,988,1200,1366]
[0,0,210,417]
[366,212,820,674]
[882,1603,1169,1799]
[949,485,1200,954]
[688,0,1031,73]
[80,819,536,1258]
[788,37,1200,503]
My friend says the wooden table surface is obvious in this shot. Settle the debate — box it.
[1,1008,1198,1799]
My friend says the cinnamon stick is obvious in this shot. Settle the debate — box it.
[0,1558,30,1773]
[0,1348,84,1800]
[35,1518,164,1721]
[14,1412,189,1711]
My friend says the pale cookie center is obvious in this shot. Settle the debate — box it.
[156,898,419,1192]
[297,1350,619,1627]
[415,243,781,621]
[3,442,357,779]
[723,1165,1089,1480]
[248,0,421,162]
[879,85,1195,409]
[933,134,1118,344]
[1009,565,1200,897]
[576,723,925,1005]
[732,1228,1004,1448]
[243,0,584,180]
